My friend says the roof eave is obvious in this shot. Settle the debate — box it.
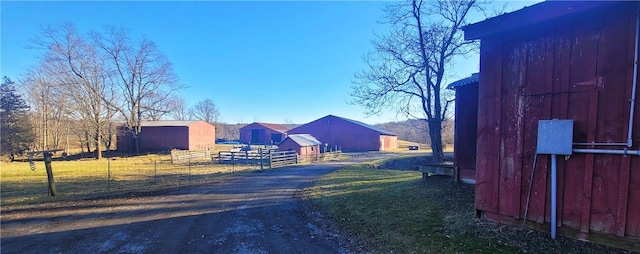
[463,1,617,40]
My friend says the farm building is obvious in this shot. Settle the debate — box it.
[278,134,322,156]
[117,120,215,152]
[447,73,479,184]
[463,1,640,249]
[239,122,289,145]
[288,115,397,151]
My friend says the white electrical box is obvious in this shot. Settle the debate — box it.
[537,120,574,155]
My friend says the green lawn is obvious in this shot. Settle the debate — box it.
[306,165,624,253]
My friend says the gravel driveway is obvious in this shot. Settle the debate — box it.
[1,153,400,254]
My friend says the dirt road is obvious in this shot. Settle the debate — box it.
[1,153,400,254]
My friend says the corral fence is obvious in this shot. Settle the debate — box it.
[170,149,211,163]
[171,148,344,169]
[216,149,342,168]
[298,150,343,164]
[217,149,298,169]
[269,151,298,168]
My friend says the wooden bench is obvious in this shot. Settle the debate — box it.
[418,163,456,182]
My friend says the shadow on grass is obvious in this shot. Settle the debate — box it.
[307,165,628,254]
[0,168,256,208]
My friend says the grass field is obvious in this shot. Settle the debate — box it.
[306,162,625,253]
[0,153,258,207]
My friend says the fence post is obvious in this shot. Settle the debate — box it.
[269,151,274,169]
[42,152,57,197]
[259,149,264,170]
[154,160,157,184]
[188,157,192,181]
[107,158,111,191]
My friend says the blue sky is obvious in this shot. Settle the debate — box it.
[1,1,539,125]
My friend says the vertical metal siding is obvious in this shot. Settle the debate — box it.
[289,116,386,151]
[188,121,216,150]
[140,126,190,151]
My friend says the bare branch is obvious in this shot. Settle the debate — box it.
[350,0,484,162]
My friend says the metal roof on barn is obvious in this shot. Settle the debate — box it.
[139,120,204,127]
[330,115,397,136]
[286,134,322,146]
[447,73,479,90]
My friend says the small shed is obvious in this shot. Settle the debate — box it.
[463,1,640,250]
[239,122,290,145]
[288,115,397,151]
[278,134,322,156]
[447,73,479,184]
[117,120,216,152]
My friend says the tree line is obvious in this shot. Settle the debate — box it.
[1,23,223,159]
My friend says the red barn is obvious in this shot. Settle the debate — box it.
[117,120,215,152]
[288,115,397,152]
[278,134,322,156]
[447,73,479,184]
[239,122,289,145]
[464,1,640,250]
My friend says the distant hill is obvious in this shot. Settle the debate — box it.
[374,119,453,145]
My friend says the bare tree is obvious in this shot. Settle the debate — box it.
[143,94,183,121]
[32,23,113,159]
[23,66,69,151]
[351,0,481,162]
[92,27,182,153]
[192,99,220,124]
[167,96,192,121]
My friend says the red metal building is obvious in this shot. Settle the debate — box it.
[278,134,322,156]
[239,122,290,145]
[288,115,397,152]
[463,1,640,249]
[447,73,479,184]
[117,120,216,152]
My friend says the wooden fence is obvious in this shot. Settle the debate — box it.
[217,150,269,165]
[216,150,341,169]
[298,151,343,164]
[268,151,298,168]
[217,150,298,168]
[170,149,211,164]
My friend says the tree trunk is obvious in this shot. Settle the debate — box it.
[132,132,140,154]
[427,119,445,163]
[95,128,102,159]
[84,130,91,157]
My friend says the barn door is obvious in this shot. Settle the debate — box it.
[251,129,260,144]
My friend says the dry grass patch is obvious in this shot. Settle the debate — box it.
[0,154,257,207]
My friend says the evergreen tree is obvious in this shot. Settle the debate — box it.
[1,76,35,158]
